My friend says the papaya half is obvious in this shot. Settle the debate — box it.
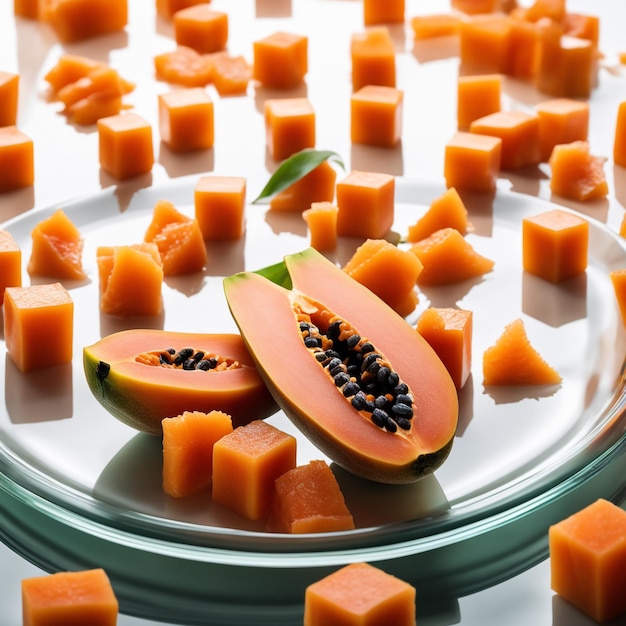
[83,329,278,435]
[223,247,459,484]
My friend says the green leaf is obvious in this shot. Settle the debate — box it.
[252,149,345,204]
[254,260,292,289]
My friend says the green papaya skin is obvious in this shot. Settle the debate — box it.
[83,329,278,435]
[224,248,458,484]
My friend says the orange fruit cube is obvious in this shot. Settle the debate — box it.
[363,0,404,25]
[158,88,214,152]
[0,230,21,304]
[350,26,396,91]
[0,126,34,191]
[194,175,246,240]
[534,98,589,162]
[457,74,501,132]
[350,85,403,148]
[253,31,308,89]
[264,97,315,162]
[45,0,128,43]
[0,71,19,127]
[173,5,228,54]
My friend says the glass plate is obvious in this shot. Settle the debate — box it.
[1,177,626,625]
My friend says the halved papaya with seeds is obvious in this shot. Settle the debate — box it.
[224,247,458,484]
[83,330,278,435]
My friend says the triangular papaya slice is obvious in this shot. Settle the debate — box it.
[483,318,562,386]
[406,187,469,243]
[410,227,494,286]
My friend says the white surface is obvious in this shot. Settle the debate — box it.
[1,0,626,624]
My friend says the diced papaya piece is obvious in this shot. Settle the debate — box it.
[303,201,338,252]
[45,0,128,43]
[194,175,246,240]
[457,74,501,132]
[144,200,207,276]
[154,46,216,87]
[97,112,154,180]
[406,187,469,243]
[410,227,494,286]
[610,269,626,326]
[620,214,626,239]
[158,87,214,152]
[266,460,355,533]
[350,85,403,148]
[44,54,104,94]
[534,98,589,163]
[96,243,163,316]
[549,499,626,623]
[162,410,233,498]
[264,98,315,162]
[0,71,19,127]
[470,110,540,170]
[13,0,41,19]
[343,239,422,317]
[0,230,21,304]
[174,5,228,54]
[336,170,395,239]
[56,67,134,108]
[269,161,336,212]
[252,32,308,90]
[535,20,595,98]
[444,131,502,193]
[416,307,473,390]
[0,126,34,191]
[22,568,118,626]
[614,101,626,169]
[350,26,396,92]
[3,282,73,372]
[212,54,252,96]
[458,14,512,74]
[363,0,404,25]
[521,0,566,23]
[156,0,208,20]
[211,420,297,521]
[504,16,539,79]
[410,14,461,40]
[27,208,86,281]
[451,0,500,14]
[548,140,608,202]
[304,562,416,626]
[482,318,561,386]
[66,93,126,126]
[564,12,600,48]
[522,208,588,283]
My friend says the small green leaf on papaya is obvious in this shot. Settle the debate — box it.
[252,149,345,204]
[253,260,292,289]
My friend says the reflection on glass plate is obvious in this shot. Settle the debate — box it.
[0,177,625,625]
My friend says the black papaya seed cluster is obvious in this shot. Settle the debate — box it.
[135,348,240,371]
[297,312,415,433]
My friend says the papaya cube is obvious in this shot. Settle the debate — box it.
[156,0,208,19]
[264,97,315,162]
[504,17,539,79]
[457,74,501,132]
[194,175,246,240]
[534,98,589,162]
[13,0,41,19]
[162,410,233,498]
[350,27,396,91]
[269,161,336,212]
[522,208,588,282]
[266,460,355,533]
[350,85,403,148]
[416,307,473,390]
[469,110,540,170]
[211,420,297,521]
[458,14,512,74]
[614,101,626,169]
[45,0,128,43]
[0,71,19,127]
[0,126,34,191]
[549,141,608,202]
[363,0,404,25]
[443,131,502,193]
[336,170,395,239]
[97,243,163,316]
[22,568,118,626]
[610,269,626,326]
[304,562,416,626]
[0,230,21,304]
[212,54,252,97]
[3,283,73,373]
[410,14,461,40]
[303,201,338,252]
[564,12,600,48]
[252,32,308,90]
[451,0,500,13]
[549,499,626,623]
[97,113,154,180]
[173,5,228,54]
[158,88,214,153]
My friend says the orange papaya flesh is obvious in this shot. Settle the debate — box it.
[83,329,278,435]
[224,248,458,484]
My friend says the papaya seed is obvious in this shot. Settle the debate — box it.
[95,360,110,382]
